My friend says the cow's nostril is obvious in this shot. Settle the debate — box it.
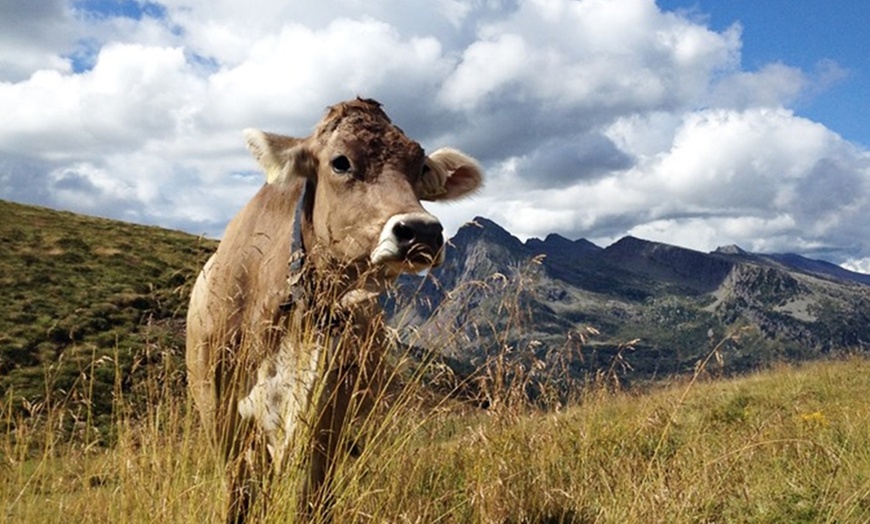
[431,231,444,251]
[393,222,416,245]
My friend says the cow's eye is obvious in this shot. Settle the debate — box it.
[331,155,352,174]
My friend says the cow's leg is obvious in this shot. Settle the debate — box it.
[223,416,273,524]
[223,409,253,523]
[216,366,271,524]
[301,367,354,521]
[303,333,388,519]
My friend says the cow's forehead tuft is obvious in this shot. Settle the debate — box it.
[314,98,423,166]
[315,97,391,139]
[326,97,391,124]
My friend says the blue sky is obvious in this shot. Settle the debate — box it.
[660,0,869,147]
[1,0,869,272]
[73,0,167,21]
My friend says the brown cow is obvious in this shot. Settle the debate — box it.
[186,98,483,522]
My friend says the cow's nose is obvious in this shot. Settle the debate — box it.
[371,213,447,268]
[393,218,444,259]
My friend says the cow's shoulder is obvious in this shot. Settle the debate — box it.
[220,180,300,262]
[203,180,304,344]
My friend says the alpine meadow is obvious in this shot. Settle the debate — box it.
[3,199,870,523]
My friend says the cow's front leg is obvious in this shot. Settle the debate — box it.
[302,365,355,521]
[221,411,270,524]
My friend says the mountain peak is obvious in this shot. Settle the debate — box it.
[452,216,524,251]
[714,244,748,255]
[602,235,733,293]
[543,232,572,245]
[605,235,660,253]
[525,233,600,260]
[463,216,500,229]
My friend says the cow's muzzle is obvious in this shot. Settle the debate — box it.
[371,213,445,269]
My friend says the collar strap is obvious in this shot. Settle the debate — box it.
[289,180,309,274]
[279,180,310,313]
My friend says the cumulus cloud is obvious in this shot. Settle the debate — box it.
[1,44,204,159]
[485,107,870,264]
[709,62,807,109]
[1,0,868,270]
[201,19,451,133]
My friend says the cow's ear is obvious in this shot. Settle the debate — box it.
[244,129,317,184]
[418,148,484,201]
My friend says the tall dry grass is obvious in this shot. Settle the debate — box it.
[4,266,870,523]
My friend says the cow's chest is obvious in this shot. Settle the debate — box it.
[237,334,328,466]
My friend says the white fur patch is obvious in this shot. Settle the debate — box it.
[238,337,323,468]
[370,215,404,265]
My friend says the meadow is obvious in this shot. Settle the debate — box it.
[4,349,870,523]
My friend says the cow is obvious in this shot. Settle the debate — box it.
[185,98,483,523]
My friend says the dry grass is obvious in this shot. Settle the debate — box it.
[4,260,870,523]
[5,342,870,523]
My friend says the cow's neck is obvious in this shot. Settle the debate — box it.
[281,240,388,327]
[287,177,391,322]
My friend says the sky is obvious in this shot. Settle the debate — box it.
[1,0,869,273]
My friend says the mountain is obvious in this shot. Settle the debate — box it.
[525,233,601,261]
[390,217,870,386]
[761,252,870,286]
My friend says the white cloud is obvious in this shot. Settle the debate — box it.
[497,107,870,264]
[440,0,739,114]
[710,62,807,109]
[439,33,529,110]
[202,18,449,131]
[0,43,204,159]
[0,0,869,271]
[843,258,870,274]
[159,0,481,67]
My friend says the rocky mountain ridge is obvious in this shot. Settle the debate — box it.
[391,217,870,382]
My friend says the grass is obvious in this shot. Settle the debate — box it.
[4,350,870,523]
[0,199,214,431]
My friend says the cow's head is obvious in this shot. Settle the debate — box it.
[244,98,483,278]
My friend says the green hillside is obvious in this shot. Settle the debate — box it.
[0,200,215,431]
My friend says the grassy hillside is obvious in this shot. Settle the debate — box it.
[0,199,215,433]
[3,356,870,522]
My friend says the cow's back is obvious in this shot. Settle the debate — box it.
[186,180,301,445]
